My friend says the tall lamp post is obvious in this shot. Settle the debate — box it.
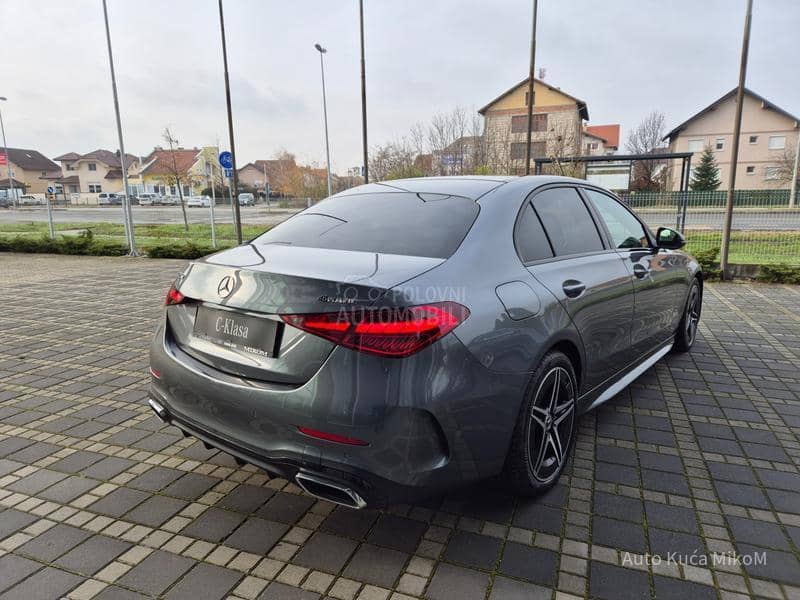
[359,0,368,183]
[314,43,333,197]
[101,0,136,255]
[0,97,16,208]
[218,0,243,244]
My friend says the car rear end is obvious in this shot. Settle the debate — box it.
[148,187,500,506]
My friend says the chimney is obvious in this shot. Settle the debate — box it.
[538,67,546,80]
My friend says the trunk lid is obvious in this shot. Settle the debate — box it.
[166,243,443,384]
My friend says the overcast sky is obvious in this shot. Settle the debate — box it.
[2,0,798,173]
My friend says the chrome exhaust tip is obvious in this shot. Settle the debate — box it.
[295,472,367,509]
[148,398,168,422]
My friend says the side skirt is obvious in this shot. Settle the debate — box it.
[585,340,674,412]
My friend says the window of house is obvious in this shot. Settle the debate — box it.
[746,166,755,175]
[584,189,649,249]
[748,135,758,144]
[88,184,102,193]
[510,114,548,133]
[768,136,786,150]
[515,203,553,262]
[88,163,97,171]
[532,187,604,256]
[510,141,546,160]
[66,163,74,170]
[687,139,705,152]
[41,171,47,176]
[765,167,780,180]
[715,138,725,151]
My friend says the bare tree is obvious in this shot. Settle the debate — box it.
[369,138,420,181]
[162,127,193,231]
[545,119,584,178]
[773,143,798,185]
[626,111,669,191]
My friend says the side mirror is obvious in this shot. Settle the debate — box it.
[656,227,685,250]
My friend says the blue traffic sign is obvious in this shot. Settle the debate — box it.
[46,186,54,194]
[218,151,233,169]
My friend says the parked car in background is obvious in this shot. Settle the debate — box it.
[19,195,45,206]
[156,196,180,206]
[238,193,255,206]
[138,193,158,206]
[97,193,121,206]
[149,175,702,508]
[187,195,214,208]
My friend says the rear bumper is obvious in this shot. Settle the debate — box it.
[149,320,527,507]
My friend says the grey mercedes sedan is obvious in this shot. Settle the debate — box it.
[148,176,701,508]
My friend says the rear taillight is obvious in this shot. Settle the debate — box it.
[165,284,185,306]
[281,301,469,358]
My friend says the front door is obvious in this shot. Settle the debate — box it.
[582,188,681,356]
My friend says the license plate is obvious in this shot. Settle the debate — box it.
[193,306,278,358]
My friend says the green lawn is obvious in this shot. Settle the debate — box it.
[684,230,800,265]
[0,221,268,242]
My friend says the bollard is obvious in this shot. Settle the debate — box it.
[46,196,55,240]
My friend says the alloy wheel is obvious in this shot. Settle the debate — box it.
[527,366,575,483]
[685,286,700,346]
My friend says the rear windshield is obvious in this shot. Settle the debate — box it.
[254,192,479,258]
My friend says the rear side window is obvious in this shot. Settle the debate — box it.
[254,192,479,258]
[532,187,604,256]
[515,203,553,262]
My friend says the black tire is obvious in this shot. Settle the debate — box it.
[504,351,578,496]
[674,278,701,353]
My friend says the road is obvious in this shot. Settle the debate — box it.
[629,209,800,231]
[0,205,301,226]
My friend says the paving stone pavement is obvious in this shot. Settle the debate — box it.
[0,252,798,600]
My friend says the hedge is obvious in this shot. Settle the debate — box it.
[0,232,226,260]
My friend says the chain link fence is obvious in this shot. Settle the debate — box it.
[620,189,800,265]
[1,188,798,265]
[0,195,307,253]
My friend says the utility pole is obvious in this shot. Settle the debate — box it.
[790,129,800,208]
[359,0,369,183]
[218,0,242,244]
[315,44,333,197]
[524,0,538,175]
[0,98,14,208]
[102,0,136,255]
[720,0,753,280]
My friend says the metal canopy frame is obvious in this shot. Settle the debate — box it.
[533,151,694,231]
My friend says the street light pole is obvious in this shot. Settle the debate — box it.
[720,0,753,280]
[0,97,16,208]
[218,0,243,244]
[524,0,538,176]
[101,0,136,255]
[359,0,369,183]
[315,43,333,197]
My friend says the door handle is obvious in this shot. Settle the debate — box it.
[633,264,650,279]
[562,280,586,298]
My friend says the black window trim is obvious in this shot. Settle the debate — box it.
[514,183,613,267]
[576,184,657,250]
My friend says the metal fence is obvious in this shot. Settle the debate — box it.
[621,189,800,265]
[1,189,798,266]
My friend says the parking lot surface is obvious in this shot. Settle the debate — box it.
[0,253,798,600]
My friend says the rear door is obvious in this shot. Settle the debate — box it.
[582,188,682,356]
[520,186,635,390]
